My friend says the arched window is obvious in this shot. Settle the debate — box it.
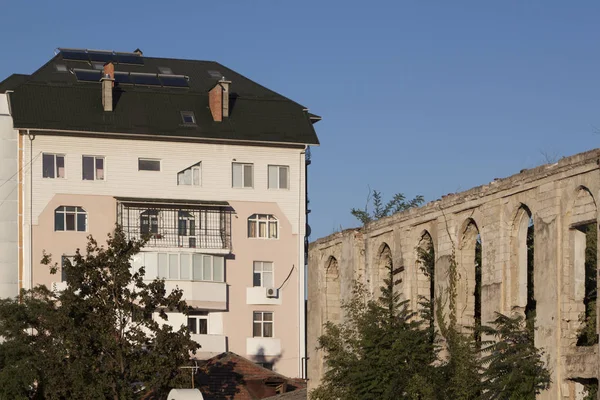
[248,214,278,239]
[459,219,481,340]
[54,206,87,232]
[325,256,341,323]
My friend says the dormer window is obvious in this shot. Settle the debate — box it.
[181,111,196,125]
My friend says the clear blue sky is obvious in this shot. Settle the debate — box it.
[1,1,599,240]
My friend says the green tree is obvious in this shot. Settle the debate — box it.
[351,188,424,225]
[310,257,437,400]
[0,227,199,400]
[480,313,551,400]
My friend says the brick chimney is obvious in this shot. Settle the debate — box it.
[101,62,115,112]
[209,77,231,122]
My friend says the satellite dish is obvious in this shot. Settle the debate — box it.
[306,224,312,237]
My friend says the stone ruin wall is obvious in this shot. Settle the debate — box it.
[307,148,600,399]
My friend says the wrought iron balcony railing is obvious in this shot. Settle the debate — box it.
[116,197,232,251]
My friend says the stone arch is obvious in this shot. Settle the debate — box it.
[457,218,481,336]
[324,256,341,324]
[375,242,393,295]
[509,204,534,313]
[416,231,435,336]
[568,186,598,346]
[416,231,435,306]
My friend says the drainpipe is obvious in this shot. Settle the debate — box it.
[27,130,34,291]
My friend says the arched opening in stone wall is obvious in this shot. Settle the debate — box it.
[416,231,435,341]
[570,187,598,346]
[324,256,341,324]
[376,243,394,296]
[511,205,535,329]
[459,219,481,342]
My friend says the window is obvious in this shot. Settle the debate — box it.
[138,158,161,171]
[61,255,75,282]
[268,165,289,189]
[133,252,224,282]
[181,111,196,125]
[232,163,253,188]
[248,214,278,239]
[54,64,68,73]
[43,154,65,179]
[91,62,104,70]
[55,206,87,232]
[178,163,201,186]
[178,211,196,236]
[188,312,208,334]
[253,311,273,338]
[140,210,159,234]
[158,66,173,75]
[82,156,104,180]
[253,261,274,288]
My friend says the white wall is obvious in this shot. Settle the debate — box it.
[23,135,304,234]
[0,94,18,298]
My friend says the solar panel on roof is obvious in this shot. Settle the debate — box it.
[60,49,89,61]
[207,70,222,79]
[87,50,114,63]
[158,74,189,88]
[130,73,161,86]
[116,52,144,65]
[73,69,102,82]
[114,72,132,85]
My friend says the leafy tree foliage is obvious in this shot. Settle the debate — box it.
[0,227,199,399]
[351,188,424,225]
[310,258,437,400]
[480,313,551,400]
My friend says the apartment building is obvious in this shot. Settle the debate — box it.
[0,48,319,378]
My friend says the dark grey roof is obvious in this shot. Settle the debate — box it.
[0,74,29,93]
[1,50,319,146]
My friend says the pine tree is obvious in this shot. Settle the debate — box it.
[480,313,551,400]
[310,257,436,400]
[0,226,199,399]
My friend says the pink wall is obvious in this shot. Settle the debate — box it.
[225,200,300,376]
[32,194,116,288]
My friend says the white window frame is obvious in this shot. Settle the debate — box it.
[253,261,274,288]
[188,313,209,335]
[253,311,274,338]
[232,162,254,188]
[268,165,289,189]
[82,155,105,181]
[54,206,87,232]
[247,214,278,239]
[138,158,161,172]
[42,153,66,179]
[135,252,225,283]
[177,163,201,186]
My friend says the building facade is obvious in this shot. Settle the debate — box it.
[0,48,319,378]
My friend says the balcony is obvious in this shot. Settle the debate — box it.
[192,334,227,358]
[116,197,232,253]
[161,280,227,310]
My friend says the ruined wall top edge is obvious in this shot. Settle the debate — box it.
[310,147,600,249]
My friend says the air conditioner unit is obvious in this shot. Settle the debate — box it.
[266,288,278,298]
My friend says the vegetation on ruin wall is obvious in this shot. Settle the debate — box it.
[311,197,551,399]
[577,222,598,347]
[0,227,199,400]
